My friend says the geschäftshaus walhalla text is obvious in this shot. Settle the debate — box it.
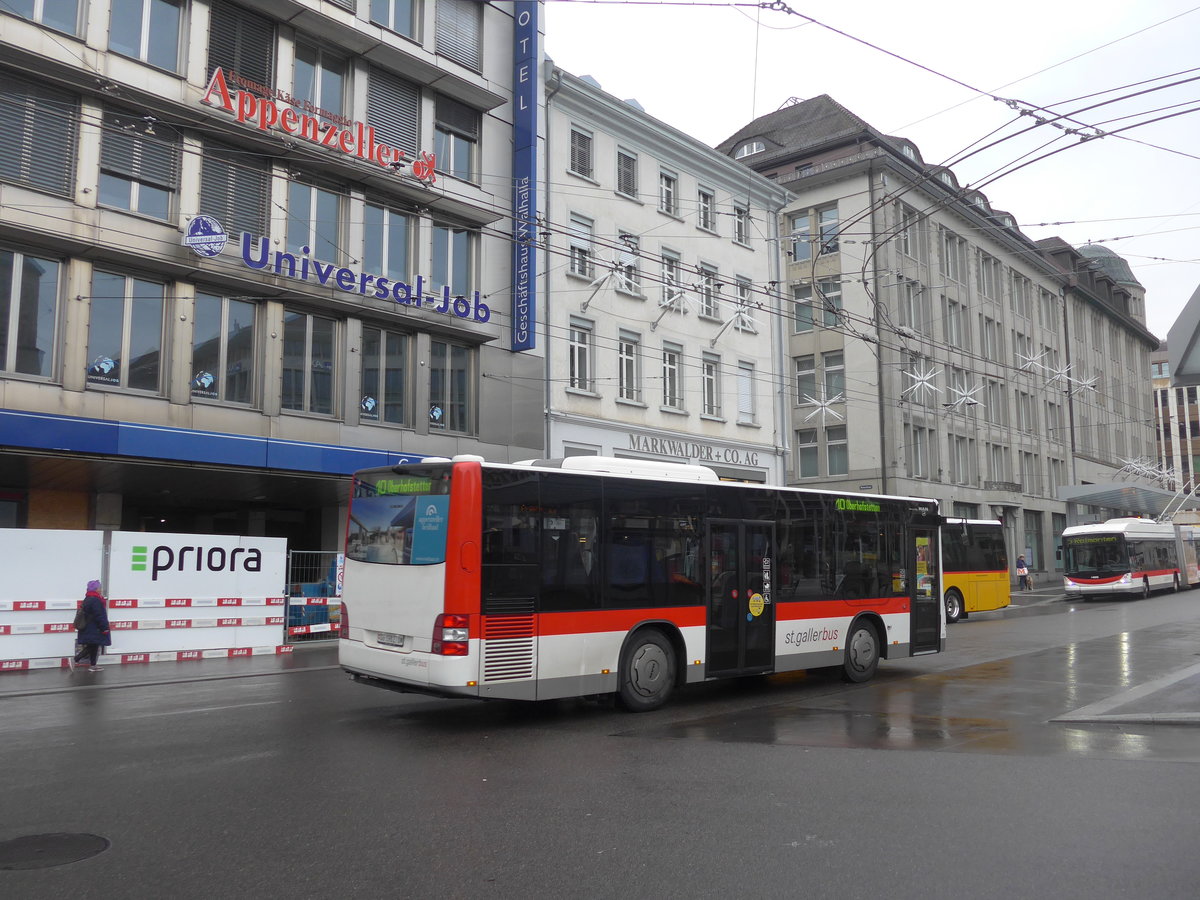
[201,68,490,324]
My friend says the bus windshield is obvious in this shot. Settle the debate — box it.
[347,467,452,565]
[1063,534,1128,576]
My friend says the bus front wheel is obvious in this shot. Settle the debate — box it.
[944,589,964,624]
[617,630,676,712]
[842,620,880,683]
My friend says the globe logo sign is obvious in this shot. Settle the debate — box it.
[184,215,228,257]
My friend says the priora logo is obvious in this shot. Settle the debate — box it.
[132,544,263,580]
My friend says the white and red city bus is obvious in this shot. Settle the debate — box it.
[1062,518,1194,598]
[339,455,944,710]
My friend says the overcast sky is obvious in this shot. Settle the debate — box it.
[543,0,1200,341]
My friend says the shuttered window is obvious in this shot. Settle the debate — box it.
[367,67,420,156]
[207,0,276,89]
[0,76,77,197]
[435,0,482,71]
[569,129,592,179]
[326,0,356,11]
[199,141,271,237]
[99,110,179,220]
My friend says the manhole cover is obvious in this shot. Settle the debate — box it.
[0,833,109,870]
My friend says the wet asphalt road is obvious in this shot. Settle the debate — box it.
[4,589,1200,898]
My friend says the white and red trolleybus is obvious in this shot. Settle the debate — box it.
[338,455,944,711]
[1062,517,1196,598]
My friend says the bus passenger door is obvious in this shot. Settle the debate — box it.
[707,520,775,676]
[911,527,941,653]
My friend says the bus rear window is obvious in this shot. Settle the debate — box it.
[347,468,451,565]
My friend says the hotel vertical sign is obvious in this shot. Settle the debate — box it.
[511,1,539,351]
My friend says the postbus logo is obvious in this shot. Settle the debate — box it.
[184,215,228,257]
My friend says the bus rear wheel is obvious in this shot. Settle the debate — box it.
[617,630,676,712]
[842,620,880,683]
[944,589,964,624]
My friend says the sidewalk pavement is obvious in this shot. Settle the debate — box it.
[0,641,339,698]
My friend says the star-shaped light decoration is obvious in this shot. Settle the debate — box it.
[942,381,983,413]
[901,363,942,404]
[801,390,846,424]
[1015,349,1048,372]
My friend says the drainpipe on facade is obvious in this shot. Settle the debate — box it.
[868,163,888,497]
[543,69,562,457]
[770,198,788,486]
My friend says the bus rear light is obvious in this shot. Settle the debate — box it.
[338,605,349,639]
[432,613,469,655]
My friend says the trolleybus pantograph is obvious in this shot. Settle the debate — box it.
[338,455,944,711]
[1061,517,1200,598]
[941,518,1009,623]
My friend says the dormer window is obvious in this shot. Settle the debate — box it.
[901,145,916,160]
[938,171,954,186]
[735,140,765,159]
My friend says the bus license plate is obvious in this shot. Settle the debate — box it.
[377,632,407,648]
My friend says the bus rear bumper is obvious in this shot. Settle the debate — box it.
[340,639,481,699]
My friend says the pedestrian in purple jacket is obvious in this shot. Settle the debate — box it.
[69,580,111,672]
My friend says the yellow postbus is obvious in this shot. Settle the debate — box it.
[942,518,1010,623]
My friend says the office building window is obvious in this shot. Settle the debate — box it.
[87,272,164,392]
[701,352,721,417]
[281,311,336,416]
[429,338,473,432]
[895,202,924,260]
[661,342,682,410]
[659,170,678,216]
[99,110,178,221]
[360,326,409,425]
[435,95,480,182]
[823,350,845,398]
[817,205,838,253]
[618,329,641,402]
[796,429,818,478]
[733,280,756,333]
[11,0,81,35]
[287,182,342,262]
[1,76,77,197]
[737,361,755,424]
[616,149,638,197]
[661,251,682,308]
[939,228,967,283]
[370,0,417,37]
[436,0,482,70]
[207,0,275,87]
[818,278,842,327]
[617,233,640,293]
[699,265,719,318]
[362,205,411,284]
[294,43,346,121]
[431,224,475,296]
[793,284,813,333]
[569,317,593,391]
[191,293,256,405]
[945,297,966,348]
[795,355,815,403]
[827,425,848,475]
[978,252,1001,299]
[367,67,420,157]
[697,188,715,231]
[568,214,594,278]
[0,247,60,378]
[734,206,750,244]
[790,213,811,263]
[109,0,182,72]
[569,128,593,179]
[199,141,270,237]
